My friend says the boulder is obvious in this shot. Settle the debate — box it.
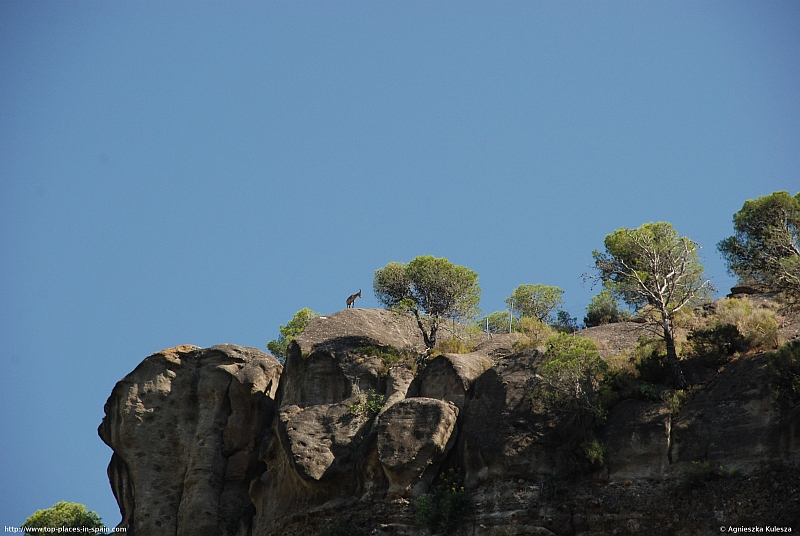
[294,308,426,356]
[413,352,492,410]
[376,397,459,497]
[98,344,281,536]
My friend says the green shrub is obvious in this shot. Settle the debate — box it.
[635,347,670,384]
[356,344,420,370]
[680,461,739,490]
[535,334,607,416]
[267,308,320,362]
[633,383,661,402]
[660,389,687,415]
[768,339,800,403]
[551,310,580,333]
[318,519,366,536]
[716,297,780,350]
[349,388,386,416]
[687,323,747,363]
[533,334,608,475]
[583,439,605,466]
[512,317,556,352]
[356,344,399,362]
[432,337,470,355]
[584,289,631,327]
[414,469,471,536]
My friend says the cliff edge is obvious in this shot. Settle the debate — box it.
[99,307,800,535]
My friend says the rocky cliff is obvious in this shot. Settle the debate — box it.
[99,307,800,535]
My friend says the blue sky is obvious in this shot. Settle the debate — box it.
[1,1,798,528]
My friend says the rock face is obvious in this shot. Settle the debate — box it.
[98,344,282,536]
[671,351,799,470]
[602,399,671,481]
[100,309,800,536]
[376,397,459,497]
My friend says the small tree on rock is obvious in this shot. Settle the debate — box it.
[505,284,564,323]
[587,222,712,388]
[267,307,320,362]
[374,256,480,350]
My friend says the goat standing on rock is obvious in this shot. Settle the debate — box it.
[346,289,362,308]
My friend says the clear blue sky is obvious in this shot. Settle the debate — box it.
[1,1,798,528]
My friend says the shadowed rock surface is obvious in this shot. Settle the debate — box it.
[101,306,800,535]
[376,397,459,497]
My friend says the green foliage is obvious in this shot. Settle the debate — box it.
[267,307,320,362]
[660,389,688,415]
[414,469,472,536]
[687,323,747,363]
[715,297,780,350]
[356,344,399,362]
[432,337,470,355]
[318,519,366,536]
[512,317,557,351]
[633,339,670,384]
[24,502,103,535]
[479,310,518,334]
[632,383,660,402]
[767,340,800,404]
[598,347,668,409]
[680,461,739,491]
[536,334,607,416]
[374,256,481,349]
[589,222,713,388]
[717,191,800,302]
[350,388,386,416]
[551,310,580,333]
[583,439,605,466]
[357,344,419,370]
[506,283,564,323]
[592,222,712,314]
[584,287,631,327]
[533,334,608,475]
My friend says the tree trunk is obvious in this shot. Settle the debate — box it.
[660,314,687,389]
[413,311,436,349]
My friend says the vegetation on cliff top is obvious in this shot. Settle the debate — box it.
[373,255,481,349]
[718,190,800,305]
[267,307,320,362]
[587,221,713,388]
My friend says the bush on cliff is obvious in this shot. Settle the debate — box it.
[768,339,800,404]
[414,469,471,536]
[267,307,320,362]
[532,333,608,474]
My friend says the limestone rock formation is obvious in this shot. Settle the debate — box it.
[100,306,800,536]
[376,397,459,497]
[98,344,281,536]
[412,351,493,410]
[671,350,799,470]
[602,399,671,481]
